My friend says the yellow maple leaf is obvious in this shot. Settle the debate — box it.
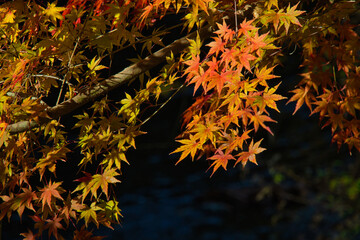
[42,2,65,23]
[3,9,16,23]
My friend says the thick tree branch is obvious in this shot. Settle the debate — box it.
[6,25,214,134]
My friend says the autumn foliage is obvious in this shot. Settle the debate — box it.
[0,0,359,239]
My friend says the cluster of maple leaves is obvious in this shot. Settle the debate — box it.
[0,0,358,239]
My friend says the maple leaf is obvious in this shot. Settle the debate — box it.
[42,2,65,23]
[206,37,226,56]
[20,230,36,240]
[237,48,257,72]
[103,148,130,171]
[88,167,121,199]
[254,65,278,87]
[345,137,360,152]
[45,215,64,240]
[184,54,201,79]
[219,109,244,130]
[194,0,212,14]
[207,149,235,177]
[139,4,154,26]
[220,48,238,70]
[327,112,345,134]
[265,0,279,10]
[219,129,252,153]
[80,202,102,228]
[171,134,202,164]
[250,111,277,135]
[181,94,212,128]
[205,56,219,74]
[207,70,233,94]
[73,225,105,240]
[248,32,268,56]
[311,89,335,119]
[236,139,266,167]
[214,20,235,43]
[256,84,286,112]
[192,119,220,144]
[187,32,203,55]
[283,3,305,33]
[60,194,84,225]
[263,3,304,34]
[262,9,282,33]
[287,85,313,114]
[0,194,14,221]
[36,145,70,179]
[237,19,257,37]
[39,181,64,211]
[12,188,38,218]
[187,68,207,94]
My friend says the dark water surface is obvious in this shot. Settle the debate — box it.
[92,89,358,240]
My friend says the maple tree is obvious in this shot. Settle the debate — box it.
[0,0,359,239]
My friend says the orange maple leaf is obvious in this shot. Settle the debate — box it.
[193,120,220,144]
[254,65,278,87]
[220,48,237,69]
[172,134,202,164]
[207,70,234,94]
[257,84,286,112]
[219,109,245,130]
[39,181,64,210]
[20,230,36,240]
[238,19,257,37]
[184,54,201,78]
[248,32,268,54]
[219,129,252,153]
[250,111,276,135]
[45,215,64,239]
[139,4,154,26]
[236,139,266,167]
[207,37,226,56]
[287,85,313,114]
[207,149,235,176]
[89,167,120,199]
[14,188,38,218]
[214,20,235,42]
[237,48,257,72]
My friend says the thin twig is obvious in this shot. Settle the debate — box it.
[234,0,238,32]
[32,74,74,87]
[141,83,185,126]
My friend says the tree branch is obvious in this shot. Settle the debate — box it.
[6,25,214,134]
